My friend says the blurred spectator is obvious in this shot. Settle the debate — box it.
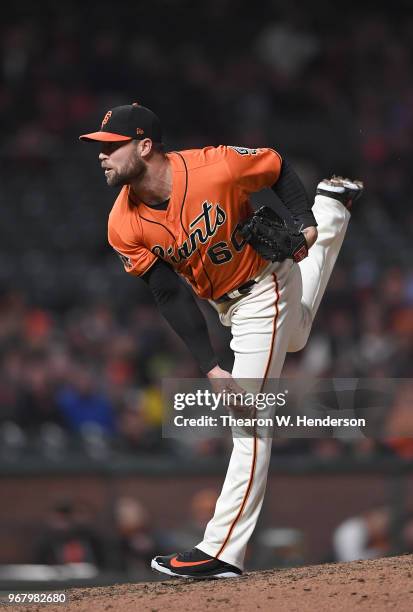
[56,364,116,437]
[253,527,305,570]
[382,381,413,458]
[17,354,63,434]
[170,488,219,550]
[34,499,105,567]
[116,388,163,452]
[112,497,174,578]
[333,507,413,562]
[333,507,390,562]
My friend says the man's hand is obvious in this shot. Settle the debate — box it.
[207,364,233,380]
[207,365,244,396]
[302,226,318,249]
[206,366,252,416]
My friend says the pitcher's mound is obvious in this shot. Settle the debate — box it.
[9,554,413,612]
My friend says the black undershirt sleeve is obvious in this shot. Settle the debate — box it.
[271,158,317,230]
[141,259,218,374]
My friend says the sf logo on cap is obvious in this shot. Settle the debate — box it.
[101,110,112,128]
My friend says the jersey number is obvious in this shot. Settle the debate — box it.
[207,242,232,265]
[206,225,246,266]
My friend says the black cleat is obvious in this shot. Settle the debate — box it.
[151,547,242,579]
[316,176,364,211]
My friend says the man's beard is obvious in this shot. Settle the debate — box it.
[107,158,146,188]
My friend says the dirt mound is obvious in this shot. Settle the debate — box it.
[5,555,413,612]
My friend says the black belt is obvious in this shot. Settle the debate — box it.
[216,279,257,303]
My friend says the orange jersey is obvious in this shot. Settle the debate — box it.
[108,145,282,300]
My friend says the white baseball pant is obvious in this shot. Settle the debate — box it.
[197,194,350,569]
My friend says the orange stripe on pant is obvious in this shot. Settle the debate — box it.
[215,273,280,559]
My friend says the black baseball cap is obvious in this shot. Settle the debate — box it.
[79,103,162,143]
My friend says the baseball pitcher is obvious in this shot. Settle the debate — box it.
[80,103,363,579]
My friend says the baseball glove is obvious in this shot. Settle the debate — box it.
[240,206,309,263]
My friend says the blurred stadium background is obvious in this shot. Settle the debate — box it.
[1,0,413,588]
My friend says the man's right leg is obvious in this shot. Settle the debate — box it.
[288,177,363,352]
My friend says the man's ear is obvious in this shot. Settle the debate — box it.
[138,138,154,160]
